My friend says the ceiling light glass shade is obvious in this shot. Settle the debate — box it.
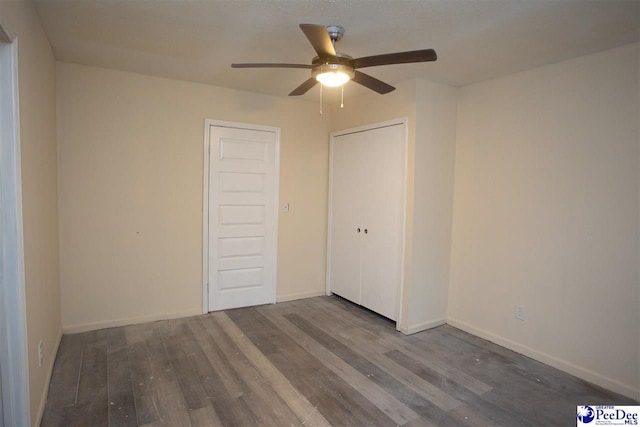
[316,71,351,87]
[313,64,355,87]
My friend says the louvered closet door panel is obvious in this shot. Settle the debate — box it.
[329,132,365,304]
[359,125,405,321]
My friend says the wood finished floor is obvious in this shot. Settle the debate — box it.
[41,296,636,427]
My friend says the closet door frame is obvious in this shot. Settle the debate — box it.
[326,118,408,331]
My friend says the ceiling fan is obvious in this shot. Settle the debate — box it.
[231,24,437,96]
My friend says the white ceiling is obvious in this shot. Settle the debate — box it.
[34,0,640,103]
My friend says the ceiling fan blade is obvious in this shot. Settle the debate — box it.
[352,49,437,69]
[289,78,318,96]
[352,71,395,94]
[231,63,312,69]
[299,24,336,58]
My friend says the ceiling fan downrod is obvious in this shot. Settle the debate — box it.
[325,25,345,45]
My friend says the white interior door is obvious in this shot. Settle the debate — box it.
[207,123,279,311]
[329,133,364,303]
[0,34,30,427]
[359,125,405,320]
[328,121,406,322]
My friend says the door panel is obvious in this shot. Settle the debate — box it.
[359,125,405,320]
[329,132,364,304]
[208,125,278,311]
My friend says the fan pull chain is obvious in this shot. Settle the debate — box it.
[319,84,323,115]
[341,85,344,108]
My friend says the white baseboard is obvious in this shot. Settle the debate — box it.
[276,290,326,303]
[447,317,640,401]
[400,317,447,335]
[62,308,202,334]
[34,329,62,427]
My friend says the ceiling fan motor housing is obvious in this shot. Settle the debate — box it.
[325,25,345,43]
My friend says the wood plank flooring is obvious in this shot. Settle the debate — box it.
[41,296,637,427]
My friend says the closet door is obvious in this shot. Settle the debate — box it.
[329,121,406,321]
[329,132,364,304]
[359,125,405,320]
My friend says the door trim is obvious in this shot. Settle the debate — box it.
[326,118,408,330]
[0,31,31,427]
[202,119,280,313]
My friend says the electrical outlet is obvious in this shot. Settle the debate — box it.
[38,340,43,367]
[515,304,525,321]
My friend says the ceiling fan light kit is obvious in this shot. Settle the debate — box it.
[231,23,437,98]
[313,63,355,87]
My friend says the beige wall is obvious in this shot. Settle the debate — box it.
[408,79,457,331]
[448,43,640,399]
[0,0,62,424]
[57,62,330,331]
[330,79,458,333]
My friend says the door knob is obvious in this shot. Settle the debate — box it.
[364,229,368,234]
[356,228,361,233]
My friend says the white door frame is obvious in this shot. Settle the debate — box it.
[0,27,32,427]
[326,118,409,331]
[202,119,280,313]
